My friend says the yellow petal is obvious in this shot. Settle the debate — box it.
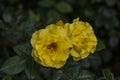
[56,20,64,26]
[71,48,80,58]
[68,18,97,61]
[31,23,72,68]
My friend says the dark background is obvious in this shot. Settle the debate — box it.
[0,0,120,80]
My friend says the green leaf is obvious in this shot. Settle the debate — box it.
[25,58,43,80]
[19,20,36,38]
[61,60,81,80]
[39,0,55,7]
[77,70,96,80]
[63,66,80,80]
[51,59,96,80]
[2,75,13,80]
[0,56,26,75]
[102,69,115,80]
[105,0,117,6]
[39,67,51,79]
[52,70,64,80]
[28,10,40,22]
[13,43,32,56]
[55,1,72,13]
[47,10,61,24]
[96,39,105,52]
[80,59,90,68]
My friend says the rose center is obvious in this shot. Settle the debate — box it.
[47,42,58,51]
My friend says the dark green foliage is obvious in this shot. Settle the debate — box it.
[55,1,72,13]
[2,75,13,80]
[0,56,26,75]
[47,10,61,24]
[13,43,32,56]
[103,69,115,80]
[0,0,120,80]
[105,0,117,6]
[39,0,55,8]
[24,58,43,80]
[51,60,96,80]
[96,39,106,52]
[115,77,120,80]
[77,70,96,80]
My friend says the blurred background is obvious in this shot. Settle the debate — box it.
[0,0,120,80]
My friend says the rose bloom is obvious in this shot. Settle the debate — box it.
[31,23,72,68]
[65,18,97,61]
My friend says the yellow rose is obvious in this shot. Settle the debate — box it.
[31,24,72,68]
[65,18,97,61]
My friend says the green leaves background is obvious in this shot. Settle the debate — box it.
[0,0,120,80]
